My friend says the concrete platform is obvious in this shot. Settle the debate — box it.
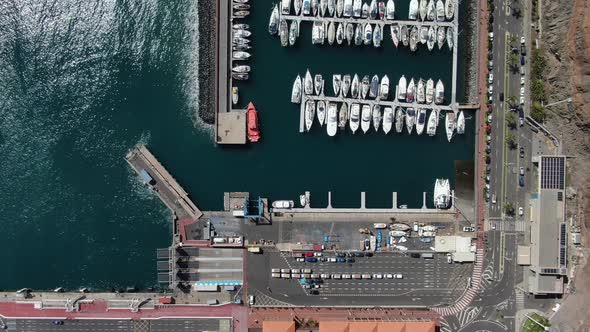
[216,111,246,144]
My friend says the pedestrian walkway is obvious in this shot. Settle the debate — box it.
[488,219,527,232]
[515,290,525,311]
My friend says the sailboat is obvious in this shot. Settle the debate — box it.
[304,70,313,95]
[409,0,419,19]
[426,78,434,104]
[383,107,394,134]
[446,26,454,50]
[395,107,404,133]
[354,23,363,46]
[282,0,292,14]
[426,109,439,136]
[417,79,425,103]
[268,5,279,35]
[336,23,344,45]
[397,75,407,100]
[415,108,427,135]
[289,20,299,46]
[314,74,324,95]
[445,0,454,19]
[386,0,395,19]
[342,74,351,97]
[437,26,446,49]
[279,18,288,47]
[291,75,302,103]
[445,111,455,142]
[409,25,419,52]
[320,0,328,16]
[327,21,336,45]
[317,100,327,126]
[369,75,379,98]
[427,25,435,51]
[361,75,370,99]
[390,25,400,48]
[456,111,465,134]
[295,0,303,14]
[328,0,336,16]
[337,0,345,17]
[346,23,354,45]
[405,108,416,134]
[401,25,409,47]
[419,0,427,21]
[327,103,338,136]
[426,0,435,20]
[420,26,428,44]
[372,105,382,131]
[338,102,349,129]
[380,75,389,100]
[435,79,444,104]
[436,0,444,21]
[333,74,342,96]
[311,0,318,16]
[351,74,360,98]
[373,24,382,47]
[407,78,416,103]
[305,100,316,131]
[349,103,360,133]
[364,23,373,45]
[361,104,372,133]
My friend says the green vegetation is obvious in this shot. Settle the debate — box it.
[523,313,550,332]
[504,202,515,216]
[506,132,517,149]
[507,95,518,109]
[531,101,546,122]
[509,35,518,47]
[531,79,546,102]
[506,112,517,129]
[529,48,548,122]
[531,48,547,80]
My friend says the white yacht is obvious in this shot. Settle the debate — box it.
[346,23,354,45]
[415,108,426,135]
[445,111,455,142]
[369,75,379,98]
[232,87,239,105]
[427,25,435,51]
[361,104,372,133]
[327,103,338,136]
[338,102,349,129]
[327,21,336,45]
[336,23,344,45]
[304,70,313,95]
[282,0,292,14]
[320,0,328,16]
[446,26,454,50]
[362,3,370,18]
[383,107,394,134]
[426,109,438,136]
[436,0,444,21]
[426,78,434,104]
[305,100,316,131]
[343,0,353,17]
[295,0,303,14]
[369,0,377,18]
[417,79,425,103]
[351,74,360,98]
[426,0,435,20]
[342,74,351,97]
[233,51,251,60]
[314,74,323,95]
[456,111,465,134]
[433,179,451,209]
[361,75,370,99]
[405,108,416,134]
[395,107,404,133]
[354,23,363,46]
[390,25,400,48]
[349,103,361,133]
[268,4,279,35]
[435,79,444,104]
[407,78,415,103]
[353,0,362,17]
[420,26,428,44]
[445,0,454,19]
[303,0,311,15]
[234,29,251,38]
[386,0,395,19]
[363,23,373,45]
[408,0,419,19]
[419,0,427,21]
[380,75,389,99]
[279,18,288,46]
[317,100,327,126]
[437,26,446,49]
[328,0,336,16]
[291,75,302,103]
[373,24,382,47]
[409,25,418,52]
[289,20,299,46]
[401,24,409,47]
[372,104,382,131]
[397,75,407,100]
[337,0,344,16]
[311,0,318,16]
[333,74,342,96]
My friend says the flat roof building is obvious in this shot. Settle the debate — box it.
[528,156,567,295]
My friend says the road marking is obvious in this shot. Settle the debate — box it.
[501,31,510,213]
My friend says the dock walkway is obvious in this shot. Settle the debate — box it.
[282,15,456,28]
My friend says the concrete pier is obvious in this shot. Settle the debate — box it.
[281,15,456,28]
[450,1,459,106]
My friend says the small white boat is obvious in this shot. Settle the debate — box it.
[397,75,407,100]
[409,25,419,52]
[437,26,446,49]
[314,74,324,95]
[272,200,294,209]
[338,102,349,129]
[303,0,311,15]
[383,107,394,134]
[299,194,307,207]
[233,36,250,45]
[289,20,299,46]
[362,3,370,18]
[305,100,316,131]
[295,0,303,14]
[234,10,250,17]
[268,5,279,35]
[342,74,351,97]
[386,0,395,19]
[363,23,373,45]
[361,104,372,133]
[390,25,399,47]
[369,0,378,19]
[233,24,249,29]
[343,0,352,17]
[361,75,370,99]
[445,0,454,19]
[327,21,336,45]
[233,51,251,60]
[405,108,416,134]
[380,75,389,99]
[291,75,302,103]
[279,18,288,47]
[409,0,419,20]
[304,70,313,95]
[436,0,444,21]
[427,25,435,51]
[420,26,428,44]
[395,107,404,133]
[407,78,415,102]
[337,0,344,16]
[427,0,435,20]
[401,24,409,47]
[446,26,454,50]
[419,0,427,20]
[373,24,382,47]
[369,75,379,98]
[311,0,318,16]
[327,103,338,136]
[317,100,327,125]
[354,23,363,46]
[434,178,451,209]
[333,74,342,96]
[234,29,251,38]
[435,79,444,104]
[320,0,328,16]
[328,0,336,16]
[456,111,465,134]
[426,109,438,136]
[353,0,362,17]
[351,74,360,98]
[445,111,455,142]
[232,87,239,105]
[336,23,344,45]
[415,108,426,135]
[426,78,434,104]
[372,104,382,131]
[349,103,360,133]
[282,0,291,14]
[232,65,251,73]
[417,79,425,103]
[346,23,354,45]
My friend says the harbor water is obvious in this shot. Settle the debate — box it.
[0,0,474,289]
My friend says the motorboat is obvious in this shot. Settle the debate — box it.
[407,78,415,102]
[415,108,426,135]
[409,0,419,20]
[234,29,251,38]
[317,100,326,126]
[333,74,342,96]
[378,1,385,19]
[311,0,318,16]
[390,25,399,47]
[417,79,425,103]
[395,107,404,133]
[282,0,291,14]
[437,26,446,49]
[234,23,249,29]
[363,23,373,45]
[342,74,351,97]
[279,18,288,47]
[343,0,353,17]
[299,194,307,207]
[401,24,409,47]
[380,75,389,99]
[328,0,336,16]
[233,43,251,51]
[314,74,324,95]
[435,79,444,104]
[426,109,438,136]
[397,75,407,100]
[303,0,311,14]
[405,108,416,134]
[369,75,379,98]
[373,24,382,47]
[247,102,260,142]
[232,87,239,105]
[234,10,250,17]
[351,74,360,98]
[369,0,378,19]
[272,200,294,209]
[409,25,418,52]
[361,75,370,99]
[234,0,248,3]
[419,0,427,20]
[295,0,303,14]
[327,103,338,136]
[305,100,316,131]
[304,70,313,95]
[233,51,251,60]
[456,110,465,134]
[362,3,369,18]
[346,23,354,45]
[354,23,363,46]
[386,0,395,19]
[327,21,336,45]
[338,102,349,129]
[337,0,344,16]
[390,223,412,231]
[427,25,435,51]
[426,78,434,104]
[383,107,394,134]
[433,179,451,209]
[420,26,428,44]
[320,0,328,16]
[353,0,362,17]
[446,26,454,50]
[361,104,372,133]
[291,75,302,103]
[289,20,299,46]
[445,0,454,19]
[349,103,360,133]
[372,104,382,131]
[427,0,435,20]
[312,21,324,44]
[436,0,444,21]
[232,65,251,73]
[445,111,455,142]
[232,73,249,80]
[336,23,344,45]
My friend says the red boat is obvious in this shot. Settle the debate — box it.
[246,102,260,143]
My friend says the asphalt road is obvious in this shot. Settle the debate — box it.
[8,319,228,332]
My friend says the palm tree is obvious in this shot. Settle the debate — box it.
[509,34,518,47]
[507,95,518,109]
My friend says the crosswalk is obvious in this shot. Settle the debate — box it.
[515,289,525,311]
[488,219,527,232]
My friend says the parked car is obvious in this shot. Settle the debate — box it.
[520,96,525,105]
[487,114,492,123]
[492,194,497,204]
[520,36,526,44]
[488,73,493,84]
[519,207,524,216]
[519,117,524,127]
[296,258,305,262]
[52,321,64,326]
[310,290,319,295]
[521,44,526,55]
[347,258,355,263]
[313,252,322,257]
[519,175,525,187]
[394,274,403,279]
[336,257,346,263]
[520,167,525,175]
[520,76,525,85]
[463,226,475,232]
[365,252,373,257]
[521,56,525,66]
[335,252,345,257]
[520,87,525,97]
[305,252,314,257]
[306,257,318,263]
[385,274,393,279]
[447,253,453,264]
[499,92,504,101]
[520,147,525,158]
